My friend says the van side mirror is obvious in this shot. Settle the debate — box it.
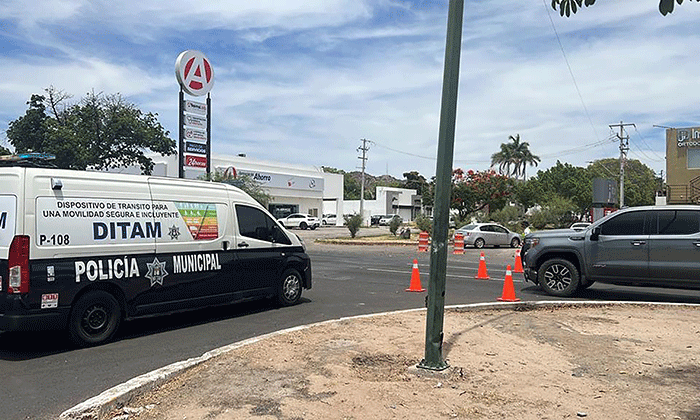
[590,226,601,241]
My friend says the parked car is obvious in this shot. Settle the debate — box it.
[322,214,337,225]
[379,214,401,226]
[454,223,521,249]
[371,214,391,225]
[569,222,591,231]
[521,205,700,297]
[278,213,320,230]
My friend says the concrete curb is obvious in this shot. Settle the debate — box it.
[59,300,700,420]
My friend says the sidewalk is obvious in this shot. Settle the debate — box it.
[61,301,700,420]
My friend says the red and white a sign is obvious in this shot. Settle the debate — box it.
[175,50,214,96]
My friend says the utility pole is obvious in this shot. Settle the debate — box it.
[357,139,370,225]
[609,121,635,208]
[418,0,464,372]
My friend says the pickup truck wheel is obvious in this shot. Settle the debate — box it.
[538,259,579,297]
[69,290,121,347]
[278,268,303,306]
[474,238,485,249]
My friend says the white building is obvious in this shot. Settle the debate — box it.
[338,186,422,223]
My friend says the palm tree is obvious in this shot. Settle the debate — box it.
[491,134,541,180]
[518,148,541,180]
[491,143,516,177]
[508,134,540,180]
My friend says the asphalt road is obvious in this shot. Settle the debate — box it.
[2,228,700,420]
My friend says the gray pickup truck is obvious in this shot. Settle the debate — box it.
[521,205,700,297]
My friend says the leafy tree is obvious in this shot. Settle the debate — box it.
[511,179,541,213]
[423,176,436,209]
[321,166,343,174]
[402,171,433,207]
[529,196,578,229]
[489,205,522,232]
[551,0,699,16]
[0,145,10,155]
[6,94,50,154]
[6,88,175,174]
[450,169,515,221]
[202,169,272,208]
[531,161,592,216]
[414,213,432,234]
[587,158,657,207]
[344,174,361,200]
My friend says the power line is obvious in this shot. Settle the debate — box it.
[632,126,665,162]
[541,0,601,145]
[372,135,616,165]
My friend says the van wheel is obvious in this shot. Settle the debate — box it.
[278,268,303,306]
[538,259,579,297]
[69,290,121,347]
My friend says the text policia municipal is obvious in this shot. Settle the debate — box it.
[74,253,222,282]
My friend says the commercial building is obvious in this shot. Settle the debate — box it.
[108,153,345,225]
[665,127,700,204]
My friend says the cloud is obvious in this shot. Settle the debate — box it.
[1,0,699,179]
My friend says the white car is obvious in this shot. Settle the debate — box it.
[278,213,320,230]
[379,214,401,226]
[322,214,337,225]
[454,222,521,249]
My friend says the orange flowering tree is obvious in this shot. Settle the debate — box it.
[450,169,514,220]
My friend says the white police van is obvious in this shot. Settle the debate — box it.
[0,154,311,346]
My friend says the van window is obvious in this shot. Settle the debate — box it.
[236,205,291,245]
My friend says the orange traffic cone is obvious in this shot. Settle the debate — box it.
[475,252,490,279]
[406,259,426,292]
[513,249,524,274]
[497,265,520,302]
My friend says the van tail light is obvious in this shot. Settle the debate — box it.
[8,235,30,294]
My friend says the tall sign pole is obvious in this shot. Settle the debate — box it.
[418,0,464,371]
[178,88,185,179]
[206,93,212,176]
[175,50,215,179]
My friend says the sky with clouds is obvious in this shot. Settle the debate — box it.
[1,0,698,180]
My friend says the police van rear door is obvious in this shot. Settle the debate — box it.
[0,168,20,295]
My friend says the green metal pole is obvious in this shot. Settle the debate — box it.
[418,0,464,371]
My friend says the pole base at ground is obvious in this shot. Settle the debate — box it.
[416,358,449,371]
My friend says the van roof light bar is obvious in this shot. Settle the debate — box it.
[0,153,58,168]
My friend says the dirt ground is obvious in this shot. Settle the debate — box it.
[108,303,700,420]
